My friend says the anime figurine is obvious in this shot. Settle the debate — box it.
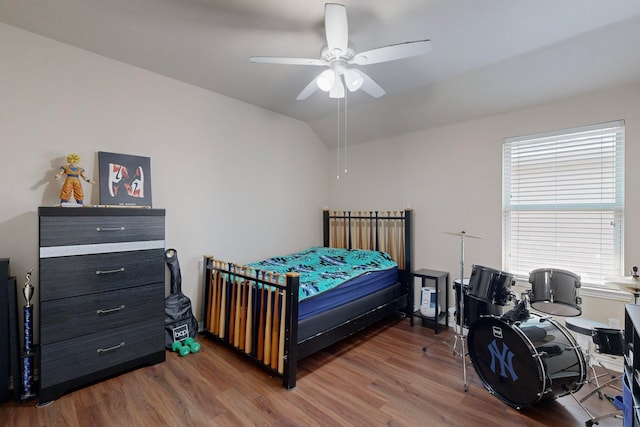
[54,153,94,204]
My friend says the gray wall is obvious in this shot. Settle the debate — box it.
[0,23,329,323]
[329,81,640,325]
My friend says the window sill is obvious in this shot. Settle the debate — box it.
[580,285,634,303]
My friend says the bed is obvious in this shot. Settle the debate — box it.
[201,208,413,389]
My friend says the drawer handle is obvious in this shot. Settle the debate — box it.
[96,226,125,232]
[97,342,125,354]
[96,305,125,315]
[95,267,125,275]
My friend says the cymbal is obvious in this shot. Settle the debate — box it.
[605,275,640,286]
[619,285,640,295]
[444,231,482,239]
[605,275,640,293]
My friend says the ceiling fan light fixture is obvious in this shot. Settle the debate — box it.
[316,69,335,92]
[250,4,432,101]
[329,77,345,98]
[344,69,364,92]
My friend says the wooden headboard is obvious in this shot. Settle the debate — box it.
[322,209,412,274]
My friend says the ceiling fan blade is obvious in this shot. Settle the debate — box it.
[329,75,345,99]
[358,71,386,98]
[250,56,326,66]
[352,40,432,65]
[325,3,348,55]
[296,76,321,100]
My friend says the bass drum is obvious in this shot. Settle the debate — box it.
[468,314,585,409]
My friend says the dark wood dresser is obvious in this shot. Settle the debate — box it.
[38,207,166,403]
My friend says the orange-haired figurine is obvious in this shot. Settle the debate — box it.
[54,153,95,204]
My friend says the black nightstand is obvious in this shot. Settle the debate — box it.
[410,269,449,334]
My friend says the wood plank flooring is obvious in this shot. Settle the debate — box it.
[0,316,624,426]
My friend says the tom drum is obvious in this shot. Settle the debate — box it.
[529,268,582,317]
[468,314,586,409]
[467,265,514,306]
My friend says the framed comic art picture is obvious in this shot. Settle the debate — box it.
[98,151,152,207]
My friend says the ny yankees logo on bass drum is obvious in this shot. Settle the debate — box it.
[467,314,586,409]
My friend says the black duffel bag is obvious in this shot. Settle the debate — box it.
[164,248,198,348]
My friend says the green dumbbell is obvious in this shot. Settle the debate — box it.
[182,337,200,353]
[178,344,190,357]
[171,340,191,357]
[189,341,201,353]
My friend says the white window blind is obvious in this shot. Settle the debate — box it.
[503,121,625,287]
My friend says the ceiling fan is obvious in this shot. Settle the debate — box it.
[250,3,432,100]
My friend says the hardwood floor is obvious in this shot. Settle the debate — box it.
[0,316,624,426]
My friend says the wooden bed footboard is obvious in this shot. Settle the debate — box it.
[201,209,412,389]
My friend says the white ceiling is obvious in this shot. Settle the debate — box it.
[2,0,640,148]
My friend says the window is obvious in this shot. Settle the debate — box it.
[503,121,625,287]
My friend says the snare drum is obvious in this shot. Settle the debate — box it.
[529,268,581,316]
[468,265,514,306]
[468,314,585,409]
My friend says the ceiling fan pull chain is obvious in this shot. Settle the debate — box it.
[344,92,348,175]
[337,96,341,180]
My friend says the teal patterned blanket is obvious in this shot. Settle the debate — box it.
[248,246,397,301]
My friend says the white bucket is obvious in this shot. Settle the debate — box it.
[448,306,468,335]
[448,307,456,327]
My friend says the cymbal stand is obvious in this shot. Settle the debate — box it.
[446,232,470,392]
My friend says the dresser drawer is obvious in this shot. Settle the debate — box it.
[40,215,164,247]
[40,282,164,344]
[40,249,164,301]
[39,318,164,389]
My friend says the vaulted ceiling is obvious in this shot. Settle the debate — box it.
[2,0,640,147]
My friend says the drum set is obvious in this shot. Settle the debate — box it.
[456,264,587,410]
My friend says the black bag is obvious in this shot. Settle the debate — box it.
[164,248,198,348]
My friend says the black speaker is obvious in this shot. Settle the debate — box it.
[0,258,9,403]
